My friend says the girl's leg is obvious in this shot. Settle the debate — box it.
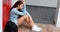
[17,15,34,27]
[27,16,42,31]
[17,15,41,31]
[26,16,35,27]
[17,15,28,27]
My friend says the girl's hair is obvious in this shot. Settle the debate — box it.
[10,1,23,11]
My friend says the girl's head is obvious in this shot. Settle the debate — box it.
[11,1,23,10]
[19,0,24,2]
[19,0,24,4]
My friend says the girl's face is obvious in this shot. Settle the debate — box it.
[18,4,23,9]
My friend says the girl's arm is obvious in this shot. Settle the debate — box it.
[23,0,31,16]
[23,10,31,16]
[13,9,25,16]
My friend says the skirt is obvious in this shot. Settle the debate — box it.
[4,20,18,32]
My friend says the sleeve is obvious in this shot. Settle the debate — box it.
[13,9,25,16]
[23,10,31,16]
[23,0,31,16]
[23,5,31,16]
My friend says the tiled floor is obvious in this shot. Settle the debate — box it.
[18,23,60,32]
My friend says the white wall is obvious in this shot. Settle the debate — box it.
[55,0,60,28]
[56,6,60,27]
[11,0,18,6]
[25,0,58,7]
[0,0,2,32]
[11,0,58,7]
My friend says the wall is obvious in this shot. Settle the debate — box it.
[55,0,60,28]
[12,0,58,7]
[26,5,56,24]
[11,0,18,6]
[0,0,2,32]
[56,7,60,28]
[25,0,58,7]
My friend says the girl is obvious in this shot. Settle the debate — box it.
[10,0,41,31]
[19,0,42,31]
[4,1,41,32]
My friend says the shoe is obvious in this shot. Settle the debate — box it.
[32,24,42,32]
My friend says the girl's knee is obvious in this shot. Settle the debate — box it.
[23,15,29,18]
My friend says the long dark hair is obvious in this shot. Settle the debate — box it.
[10,1,23,11]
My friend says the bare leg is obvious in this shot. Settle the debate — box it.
[26,16,42,31]
[29,16,35,27]
[17,15,41,31]
[17,15,34,27]
[17,15,27,27]
[26,16,35,27]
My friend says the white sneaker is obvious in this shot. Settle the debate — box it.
[32,24,42,32]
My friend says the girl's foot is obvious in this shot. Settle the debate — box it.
[32,24,42,32]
